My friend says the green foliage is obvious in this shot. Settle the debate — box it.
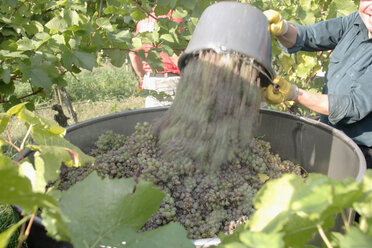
[218,171,372,248]
[0,0,218,110]
[1,0,356,114]
[59,173,193,248]
[0,0,367,247]
[0,103,192,247]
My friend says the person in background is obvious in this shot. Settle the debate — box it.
[129,8,183,108]
[262,0,372,169]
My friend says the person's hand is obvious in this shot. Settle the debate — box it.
[137,80,143,91]
[263,9,288,36]
[262,77,298,104]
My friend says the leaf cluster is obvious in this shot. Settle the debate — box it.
[218,171,372,248]
[0,103,193,248]
[0,0,220,110]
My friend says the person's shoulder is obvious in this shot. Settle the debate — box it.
[348,11,359,19]
[342,11,360,23]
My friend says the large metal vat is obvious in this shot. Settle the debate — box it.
[22,107,366,248]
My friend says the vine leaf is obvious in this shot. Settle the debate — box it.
[9,103,94,190]
[59,173,191,247]
[18,161,38,191]
[328,0,357,18]
[338,226,372,248]
[0,157,70,242]
[96,17,114,31]
[179,0,197,10]
[73,51,96,71]
[248,174,303,232]
[1,69,10,84]
[30,126,95,167]
[295,53,318,79]
[45,16,68,33]
[63,9,80,27]
[243,173,367,247]
[7,103,94,168]
[30,68,53,89]
[353,170,372,218]
[103,49,127,68]
[6,102,65,135]
[0,114,10,133]
[238,231,284,248]
[17,37,38,51]
[125,222,193,248]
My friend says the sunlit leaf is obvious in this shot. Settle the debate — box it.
[96,17,113,31]
[107,30,132,43]
[45,16,68,32]
[327,0,357,18]
[338,227,372,248]
[60,173,167,247]
[239,231,284,248]
[354,170,372,218]
[0,114,9,134]
[0,157,57,213]
[63,9,80,26]
[161,34,174,43]
[7,103,66,135]
[1,68,10,83]
[248,174,303,232]
[0,50,27,59]
[18,161,38,191]
[17,37,38,51]
[29,126,94,167]
[132,37,142,50]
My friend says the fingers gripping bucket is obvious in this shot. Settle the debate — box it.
[178,2,275,83]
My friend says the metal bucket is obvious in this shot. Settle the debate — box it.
[178,2,275,80]
[18,107,366,247]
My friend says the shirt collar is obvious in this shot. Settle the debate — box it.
[354,13,364,26]
[354,13,371,40]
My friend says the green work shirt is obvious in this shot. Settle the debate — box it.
[284,12,372,147]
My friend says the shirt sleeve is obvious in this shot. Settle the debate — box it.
[328,66,372,125]
[281,13,358,53]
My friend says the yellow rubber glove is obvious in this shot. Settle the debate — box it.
[263,9,288,36]
[262,77,298,105]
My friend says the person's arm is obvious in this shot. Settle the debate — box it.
[275,24,298,49]
[295,88,329,116]
[263,77,329,116]
[169,53,181,67]
[129,51,147,80]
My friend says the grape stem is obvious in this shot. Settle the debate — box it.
[317,224,333,248]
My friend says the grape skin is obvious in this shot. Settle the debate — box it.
[55,122,303,239]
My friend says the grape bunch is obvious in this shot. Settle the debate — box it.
[56,122,303,239]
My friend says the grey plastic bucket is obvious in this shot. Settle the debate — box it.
[178,2,275,80]
[18,107,366,248]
